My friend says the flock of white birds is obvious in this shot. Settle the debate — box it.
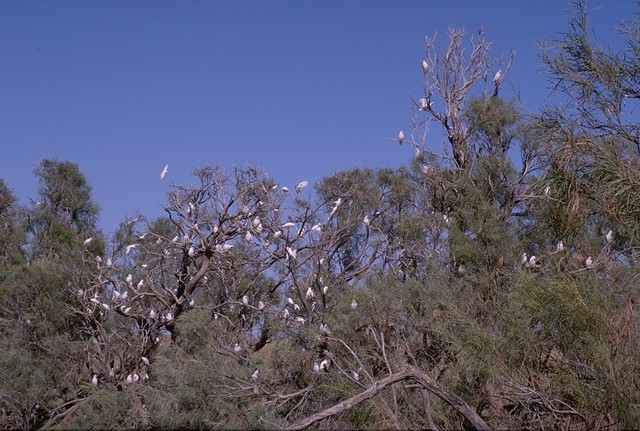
[83,164,618,387]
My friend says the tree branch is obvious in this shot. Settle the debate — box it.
[285,366,490,431]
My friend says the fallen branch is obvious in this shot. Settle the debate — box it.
[285,365,490,431]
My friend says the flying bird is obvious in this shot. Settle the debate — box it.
[125,244,138,254]
[295,180,308,193]
[160,164,169,179]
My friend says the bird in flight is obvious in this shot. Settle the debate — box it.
[160,164,169,179]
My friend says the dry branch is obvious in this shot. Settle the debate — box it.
[285,366,490,431]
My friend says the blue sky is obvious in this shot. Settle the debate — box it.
[0,1,634,235]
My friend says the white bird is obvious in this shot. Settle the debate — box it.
[282,186,289,193]
[295,180,308,193]
[313,363,320,373]
[123,307,131,314]
[141,356,150,366]
[106,258,112,267]
[586,256,593,268]
[95,256,102,264]
[293,303,300,312]
[319,323,330,335]
[83,237,93,245]
[282,222,295,228]
[77,289,84,298]
[165,311,173,321]
[137,279,144,289]
[351,298,358,310]
[529,255,537,265]
[126,274,133,284]
[363,215,370,226]
[305,287,315,300]
[329,198,342,218]
[251,369,259,381]
[125,244,138,254]
[287,297,295,305]
[352,371,359,381]
[323,285,329,295]
[245,231,252,242]
[398,130,404,145]
[126,374,133,384]
[493,69,502,83]
[160,164,169,179]
[252,216,261,227]
[556,241,564,252]
[92,374,98,386]
[544,186,551,197]
[150,309,157,319]
[258,301,265,310]
[242,295,249,306]
[188,246,195,257]
[421,59,428,73]
[273,230,282,239]
[521,253,528,264]
[283,308,290,319]
[90,297,100,305]
[311,224,322,232]
[286,247,297,261]
[234,342,241,353]
[418,98,429,110]
[132,373,140,383]
[320,358,330,372]
[443,214,451,226]
[101,303,110,312]
[606,230,613,244]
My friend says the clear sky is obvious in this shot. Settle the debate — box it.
[1,1,634,236]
